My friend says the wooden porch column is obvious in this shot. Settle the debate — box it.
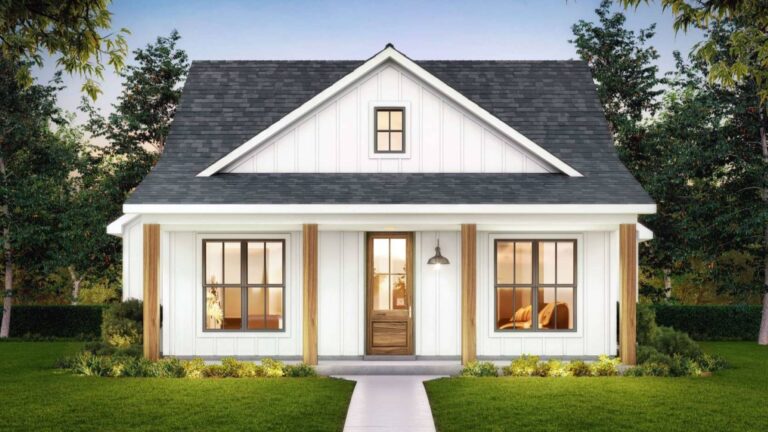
[143,224,160,361]
[302,224,318,365]
[619,224,638,365]
[461,224,477,365]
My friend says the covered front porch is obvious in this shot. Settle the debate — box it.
[111,207,645,366]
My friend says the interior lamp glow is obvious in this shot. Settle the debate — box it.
[427,239,450,268]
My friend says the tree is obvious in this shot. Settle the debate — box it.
[0,0,128,99]
[571,1,679,291]
[618,0,768,345]
[0,61,81,337]
[82,30,189,155]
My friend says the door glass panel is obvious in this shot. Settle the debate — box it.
[391,275,408,310]
[266,241,283,284]
[247,242,265,284]
[390,238,407,274]
[205,242,223,285]
[373,274,390,310]
[373,238,389,274]
[223,242,241,284]
[496,241,514,284]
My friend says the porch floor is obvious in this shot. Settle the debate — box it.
[318,360,462,376]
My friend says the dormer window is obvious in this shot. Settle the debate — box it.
[374,107,405,153]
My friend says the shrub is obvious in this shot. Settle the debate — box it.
[201,364,226,378]
[652,304,761,341]
[101,300,142,348]
[461,361,498,377]
[284,363,317,377]
[698,353,728,372]
[545,359,570,377]
[653,326,702,359]
[221,357,261,377]
[0,305,106,339]
[592,355,620,376]
[260,358,285,377]
[183,358,206,378]
[637,303,659,346]
[637,345,671,366]
[503,355,540,377]
[625,362,671,377]
[568,360,593,377]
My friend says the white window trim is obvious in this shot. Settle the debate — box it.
[195,232,294,339]
[486,232,585,339]
[368,101,412,159]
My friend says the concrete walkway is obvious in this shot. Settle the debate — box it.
[340,375,442,432]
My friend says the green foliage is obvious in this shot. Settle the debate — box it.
[652,304,762,341]
[58,353,317,379]
[101,300,142,348]
[284,363,318,377]
[567,360,593,377]
[636,303,659,346]
[460,361,498,377]
[653,326,703,359]
[0,305,105,338]
[592,355,621,376]
[0,1,129,99]
[502,355,540,377]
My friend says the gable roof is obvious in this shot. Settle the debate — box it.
[125,51,655,208]
[199,46,581,177]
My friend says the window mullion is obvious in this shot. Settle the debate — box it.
[533,241,539,330]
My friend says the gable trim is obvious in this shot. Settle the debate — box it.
[197,46,583,177]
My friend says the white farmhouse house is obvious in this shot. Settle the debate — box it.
[107,45,655,367]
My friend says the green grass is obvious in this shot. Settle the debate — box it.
[425,342,768,432]
[0,342,355,431]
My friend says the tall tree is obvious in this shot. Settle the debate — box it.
[0,61,80,337]
[619,0,768,345]
[0,0,128,99]
[571,1,679,291]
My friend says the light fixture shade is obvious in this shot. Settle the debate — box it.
[427,240,450,265]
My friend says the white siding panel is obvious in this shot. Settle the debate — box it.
[122,220,143,300]
[225,63,554,174]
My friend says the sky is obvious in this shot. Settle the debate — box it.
[33,0,703,123]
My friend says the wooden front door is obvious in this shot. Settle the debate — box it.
[366,232,414,355]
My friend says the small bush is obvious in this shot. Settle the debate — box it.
[284,363,317,377]
[545,359,570,377]
[625,362,672,377]
[637,303,659,346]
[221,357,262,377]
[101,300,143,348]
[461,361,498,377]
[183,358,206,378]
[503,355,540,377]
[260,358,285,377]
[592,355,620,376]
[568,360,593,377]
[698,353,728,372]
[201,364,226,378]
[653,326,702,359]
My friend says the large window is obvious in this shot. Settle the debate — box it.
[495,240,576,331]
[203,240,285,331]
[374,107,405,153]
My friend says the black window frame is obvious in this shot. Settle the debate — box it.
[374,107,406,153]
[202,239,286,333]
[494,239,577,332]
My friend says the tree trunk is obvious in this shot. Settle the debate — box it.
[663,269,672,299]
[0,154,10,338]
[68,267,84,305]
[759,105,768,345]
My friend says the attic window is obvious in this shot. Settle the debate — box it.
[374,107,405,153]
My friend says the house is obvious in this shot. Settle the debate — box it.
[107,45,655,366]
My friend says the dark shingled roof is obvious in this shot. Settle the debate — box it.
[126,59,654,205]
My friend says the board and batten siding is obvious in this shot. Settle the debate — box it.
[122,219,144,300]
[476,231,618,358]
[317,231,461,358]
[225,64,554,174]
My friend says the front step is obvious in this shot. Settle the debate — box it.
[317,360,462,376]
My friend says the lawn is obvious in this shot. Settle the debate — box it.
[425,342,768,432]
[0,342,355,431]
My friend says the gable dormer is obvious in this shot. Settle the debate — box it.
[199,46,581,177]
